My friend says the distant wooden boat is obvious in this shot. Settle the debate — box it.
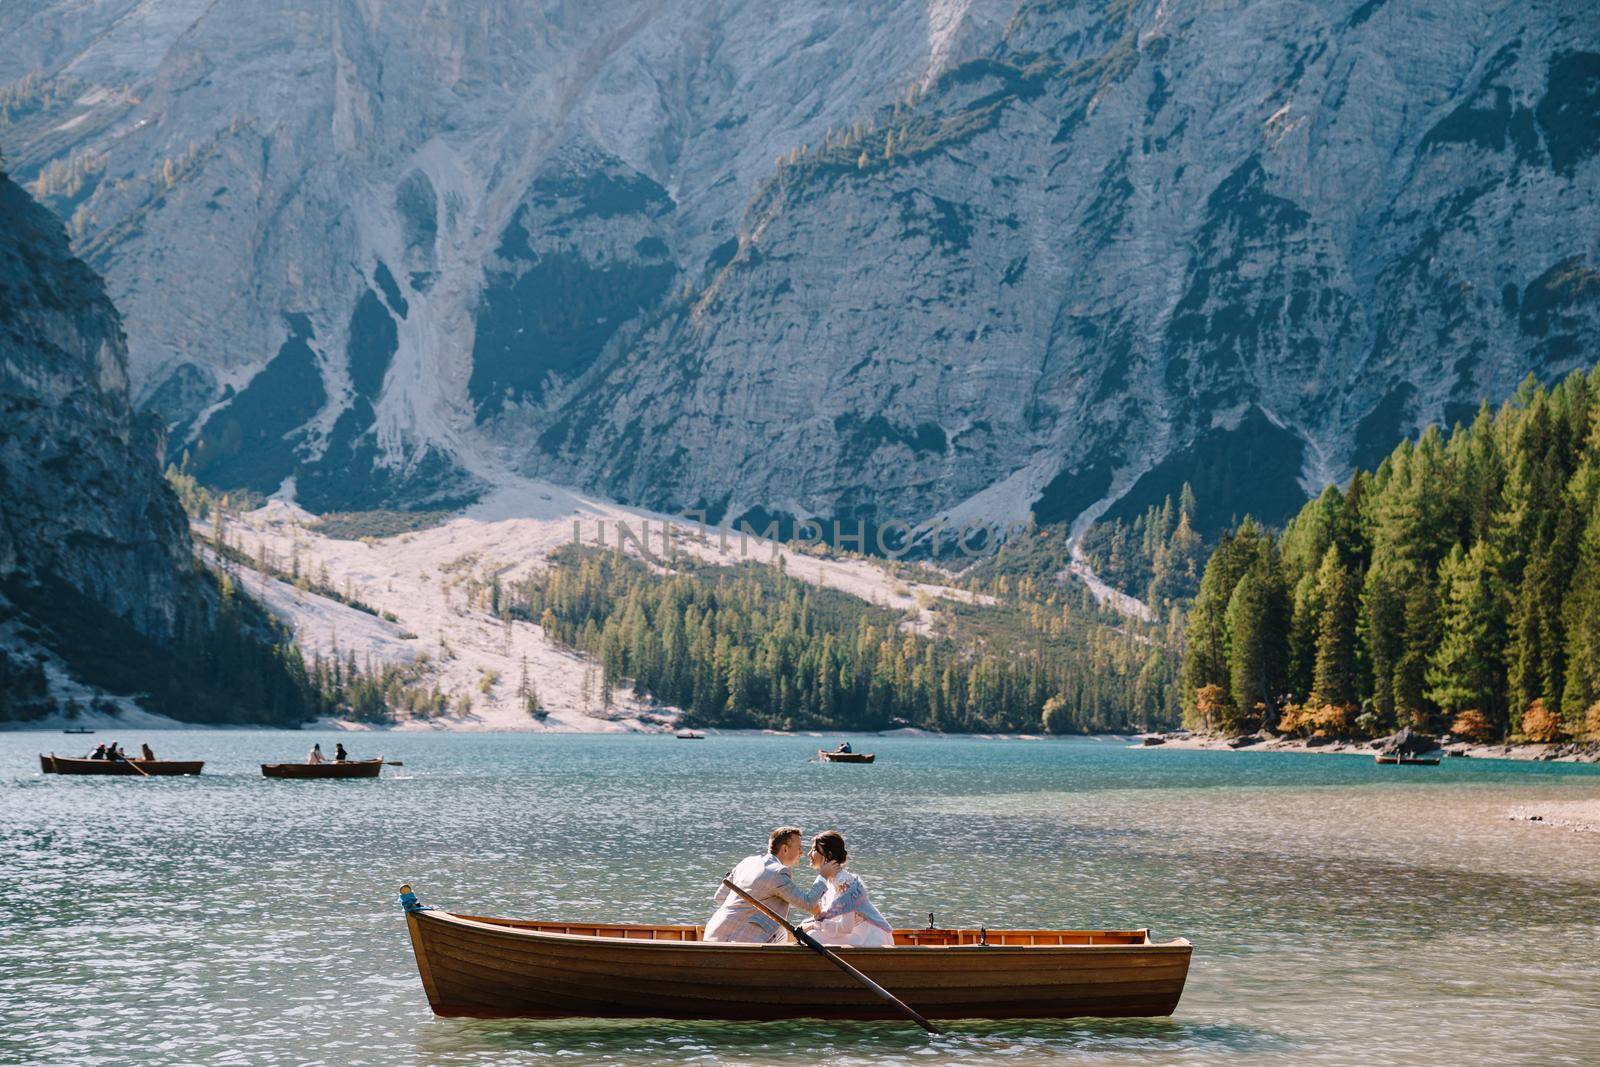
[39,754,203,776]
[818,750,875,763]
[261,758,384,779]
[1374,753,1441,765]
[675,730,706,740]
[400,903,1192,1021]
[62,727,95,734]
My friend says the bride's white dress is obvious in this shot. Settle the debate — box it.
[807,870,895,947]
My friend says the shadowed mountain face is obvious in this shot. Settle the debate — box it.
[4,0,1597,533]
[0,170,312,724]
[0,171,193,639]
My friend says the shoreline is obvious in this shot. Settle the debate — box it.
[2,718,1063,739]
[14,724,1598,834]
[8,713,1598,764]
[1137,732,1600,765]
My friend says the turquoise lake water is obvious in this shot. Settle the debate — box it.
[2,731,1597,1065]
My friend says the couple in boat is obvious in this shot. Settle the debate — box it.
[706,826,893,947]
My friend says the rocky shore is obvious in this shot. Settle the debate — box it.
[1136,731,1600,764]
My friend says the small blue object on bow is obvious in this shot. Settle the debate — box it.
[398,883,432,913]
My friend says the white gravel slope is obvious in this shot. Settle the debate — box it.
[213,476,987,731]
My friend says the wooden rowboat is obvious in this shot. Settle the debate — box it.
[400,901,1192,1021]
[261,758,384,779]
[818,750,875,763]
[1374,754,1441,765]
[39,754,203,776]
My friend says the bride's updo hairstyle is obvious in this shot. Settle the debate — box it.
[812,830,848,865]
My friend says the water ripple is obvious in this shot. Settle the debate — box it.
[2,731,1597,1065]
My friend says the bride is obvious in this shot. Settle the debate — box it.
[800,831,895,948]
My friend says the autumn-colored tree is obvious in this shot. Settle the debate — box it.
[1193,684,1229,733]
[1309,702,1355,738]
[1520,699,1566,743]
[1040,694,1069,734]
[1449,709,1496,743]
[1275,702,1308,737]
[1585,701,1600,742]
[1280,702,1354,738]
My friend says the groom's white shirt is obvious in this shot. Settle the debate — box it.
[704,852,826,942]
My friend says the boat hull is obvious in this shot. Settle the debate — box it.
[818,751,875,763]
[261,759,384,779]
[39,755,203,776]
[403,911,1191,1021]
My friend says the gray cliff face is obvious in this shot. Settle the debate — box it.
[0,172,312,728]
[528,0,1600,534]
[2,0,1006,510]
[3,0,1598,533]
[0,171,194,640]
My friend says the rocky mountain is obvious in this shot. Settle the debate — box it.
[0,167,307,723]
[0,169,193,633]
[3,0,1597,539]
[0,0,1006,512]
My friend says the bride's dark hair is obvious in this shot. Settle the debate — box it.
[812,830,848,864]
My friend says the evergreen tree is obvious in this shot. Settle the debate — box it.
[1180,521,1269,724]
[1425,542,1505,725]
[1224,548,1289,729]
[509,541,1179,734]
[1562,493,1600,721]
[1180,362,1600,740]
[1310,546,1361,708]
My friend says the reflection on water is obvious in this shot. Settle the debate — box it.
[414,1017,1288,1065]
[2,732,1597,1065]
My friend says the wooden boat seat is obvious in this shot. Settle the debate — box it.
[892,928,1150,947]
[459,917,1153,947]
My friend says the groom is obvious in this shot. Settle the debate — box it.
[704,826,825,942]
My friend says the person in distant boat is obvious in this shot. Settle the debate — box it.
[89,743,108,760]
[799,831,894,948]
[334,743,348,762]
[704,827,826,943]
[106,741,123,761]
[140,743,155,761]
[835,741,853,754]
[307,743,326,765]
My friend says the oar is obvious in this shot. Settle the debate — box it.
[718,878,942,1035]
[116,751,150,777]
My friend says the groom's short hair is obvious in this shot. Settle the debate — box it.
[769,826,802,854]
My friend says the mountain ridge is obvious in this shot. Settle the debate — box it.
[3,0,1597,537]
